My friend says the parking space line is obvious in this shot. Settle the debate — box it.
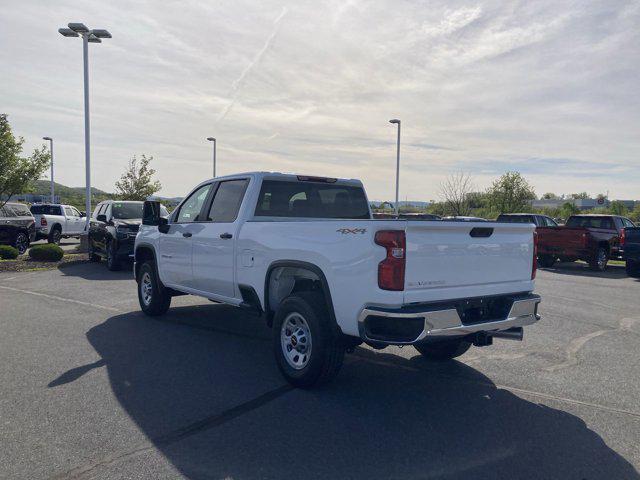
[0,285,120,313]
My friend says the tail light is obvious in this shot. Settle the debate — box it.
[40,217,47,226]
[620,228,626,248]
[582,232,589,248]
[375,230,405,291]
[531,231,538,280]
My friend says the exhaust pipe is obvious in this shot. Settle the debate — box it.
[490,327,523,341]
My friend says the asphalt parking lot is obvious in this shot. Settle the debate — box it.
[1,261,639,479]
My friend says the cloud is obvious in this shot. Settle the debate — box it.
[1,0,639,201]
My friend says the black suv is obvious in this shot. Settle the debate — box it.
[0,202,36,254]
[88,200,168,270]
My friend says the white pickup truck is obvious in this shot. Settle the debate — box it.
[30,204,85,244]
[135,172,540,387]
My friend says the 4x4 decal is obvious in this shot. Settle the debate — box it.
[336,228,367,235]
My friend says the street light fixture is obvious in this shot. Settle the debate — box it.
[42,137,54,202]
[206,137,217,177]
[58,22,111,229]
[389,119,401,218]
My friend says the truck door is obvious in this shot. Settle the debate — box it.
[158,183,212,288]
[191,179,249,299]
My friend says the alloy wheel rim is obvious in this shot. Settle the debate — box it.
[598,249,607,268]
[280,312,312,370]
[141,272,153,306]
[53,230,60,244]
[16,234,28,254]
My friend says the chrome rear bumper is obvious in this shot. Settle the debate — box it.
[358,293,541,345]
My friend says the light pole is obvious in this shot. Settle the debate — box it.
[58,23,111,228]
[207,137,217,177]
[42,137,54,202]
[389,119,401,217]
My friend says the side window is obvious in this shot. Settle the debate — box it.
[71,207,81,217]
[623,218,635,228]
[64,207,74,217]
[176,184,212,223]
[93,204,103,219]
[544,216,557,227]
[3,205,16,217]
[0,207,6,218]
[206,180,248,222]
[52,206,62,216]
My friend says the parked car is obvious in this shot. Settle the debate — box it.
[0,202,36,254]
[537,214,635,271]
[89,200,168,271]
[134,172,540,387]
[623,227,640,277]
[497,213,558,228]
[29,203,86,244]
[442,216,487,222]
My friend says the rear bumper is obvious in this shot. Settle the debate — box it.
[358,293,541,345]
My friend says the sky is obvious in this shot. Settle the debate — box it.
[1,0,639,201]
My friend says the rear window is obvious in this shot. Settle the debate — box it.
[30,205,62,215]
[254,180,370,219]
[566,216,614,229]
[11,204,32,216]
[497,215,534,224]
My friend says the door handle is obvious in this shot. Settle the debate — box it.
[182,232,192,238]
[220,232,233,239]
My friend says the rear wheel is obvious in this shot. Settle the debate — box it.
[14,232,29,255]
[48,227,61,245]
[589,247,608,271]
[537,254,556,268]
[105,240,121,271]
[273,292,345,388]
[137,261,171,315]
[626,259,640,278]
[414,339,471,361]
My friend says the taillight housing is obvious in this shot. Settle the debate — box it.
[40,217,47,226]
[375,230,406,291]
[620,228,626,248]
[531,231,538,280]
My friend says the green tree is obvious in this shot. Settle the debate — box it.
[486,172,536,214]
[0,114,50,208]
[610,201,627,216]
[541,192,559,200]
[559,202,580,219]
[439,172,473,216]
[114,154,162,201]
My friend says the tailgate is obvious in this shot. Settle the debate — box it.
[403,221,534,303]
[538,227,586,250]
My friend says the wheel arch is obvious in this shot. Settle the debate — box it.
[134,243,157,281]
[263,260,338,331]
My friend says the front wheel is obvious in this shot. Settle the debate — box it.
[137,261,171,315]
[14,232,29,255]
[537,254,556,268]
[626,259,640,278]
[414,339,471,361]
[273,292,345,388]
[589,247,608,271]
[105,240,121,271]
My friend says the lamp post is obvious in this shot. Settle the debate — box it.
[58,23,111,228]
[206,137,217,177]
[42,137,54,202]
[389,119,401,217]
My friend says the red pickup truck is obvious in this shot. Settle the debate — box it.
[537,215,636,271]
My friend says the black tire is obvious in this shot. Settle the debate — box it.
[14,232,30,255]
[414,339,472,361]
[589,247,608,272]
[88,240,101,262]
[105,240,121,271]
[626,259,640,278]
[48,227,61,245]
[137,261,171,316]
[273,292,345,388]
[537,254,556,268]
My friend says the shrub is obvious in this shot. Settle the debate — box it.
[29,244,64,262]
[0,245,19,260]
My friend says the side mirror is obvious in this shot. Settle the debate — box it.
[158,217,170,234]
[96,214,107,223]
[143,201,161,226]
[80,212,86,217]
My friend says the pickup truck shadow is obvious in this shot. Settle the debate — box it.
[53,304,638,479]
[541,261,627,279]
[58,261,133,281]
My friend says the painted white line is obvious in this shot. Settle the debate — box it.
[0,285,120,313]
